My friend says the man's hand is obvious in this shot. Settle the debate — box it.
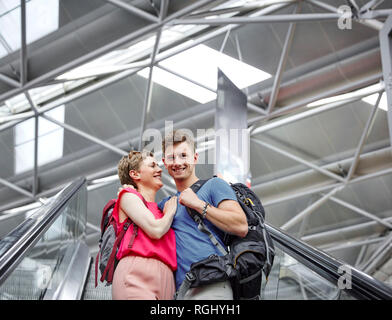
[117,184,135,196]
[179,188,204,212]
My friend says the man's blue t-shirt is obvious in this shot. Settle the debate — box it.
[158,177,237,290]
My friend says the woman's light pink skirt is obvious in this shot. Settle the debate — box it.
[112,255,175,300]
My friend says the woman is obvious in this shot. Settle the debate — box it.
[111,150,177,300]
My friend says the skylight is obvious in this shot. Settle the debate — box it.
[14,105,64,174]
[306,83,387,110]
[362,92,388,111]
[0,0,59,59]
[138,66,216,103]
[137,43,271,104]
[56,25,208,81]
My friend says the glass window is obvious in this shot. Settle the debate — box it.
[0,0,59,59]
[14,105,64,174]
[138,44,271,104]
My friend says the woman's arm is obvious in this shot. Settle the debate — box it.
[119,193,177,239]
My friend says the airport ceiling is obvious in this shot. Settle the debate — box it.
[0,0,391,270]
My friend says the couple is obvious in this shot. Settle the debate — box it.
[111,129,248,300]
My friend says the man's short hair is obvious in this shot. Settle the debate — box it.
[117,150,153,188]
[162,129,196,155]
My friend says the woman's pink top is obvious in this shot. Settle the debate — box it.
[113,188,177,271]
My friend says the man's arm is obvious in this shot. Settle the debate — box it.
[179,188,248,238]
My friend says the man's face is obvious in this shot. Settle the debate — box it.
[163,141,198,181]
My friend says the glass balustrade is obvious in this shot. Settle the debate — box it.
[262,246,345,300]
[0,179,87,300]
[0,177,390,300]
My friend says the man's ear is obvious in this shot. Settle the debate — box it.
[129,170,140,181]
[193,152,199,165]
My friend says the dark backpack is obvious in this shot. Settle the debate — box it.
[94,199,138,287]
[178,178,275,300]
[227,182,275,299]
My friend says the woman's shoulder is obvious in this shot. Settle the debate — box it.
[118,188,146,204]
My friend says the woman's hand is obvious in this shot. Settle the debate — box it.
[117,184,135,196]
[163,196,177,216]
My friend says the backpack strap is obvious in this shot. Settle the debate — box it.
[100,220,131,284]
[185,179,228,256]
[100,199,116,234]
[95,200,116,287]
[95,251,100,288]
[174,271,196,300]
[176,177,228,299]
[96,189,148,287]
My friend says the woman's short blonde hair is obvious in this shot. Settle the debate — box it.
[117,150,153,188]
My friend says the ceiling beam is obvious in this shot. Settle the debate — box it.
[20,0,27,86]
[251,138,346,183]
[301,216,392,245]
[321,236,386,252]
[171,13,342,25]
[345,92,382,181]
[104,0,159,23]
[267,3,299,114]
[379,15,392,147]
[0,176,35,200]
[0,74,20,88]
[41,114,128,157]
[306,0,384,31]
[280,186,342,231]
[360,232,392,274]
[252,147,392,206]
[0,0,216,105]
[249,72,383,127]
[328,196,392,230]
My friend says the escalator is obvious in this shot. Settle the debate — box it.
[0,178,391,300]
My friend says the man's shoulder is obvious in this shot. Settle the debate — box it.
[203,176,230,189]
[200,177,235,197]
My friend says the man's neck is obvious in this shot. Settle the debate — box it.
[175,174,199,192]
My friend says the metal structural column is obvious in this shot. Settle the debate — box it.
[138,0,168,150]
[379,14,392,145]
[280,186,343,231]
[267,3,299,114]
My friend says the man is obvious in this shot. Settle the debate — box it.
[158,129,248,300]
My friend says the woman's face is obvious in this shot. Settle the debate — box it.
[137,156,163,191]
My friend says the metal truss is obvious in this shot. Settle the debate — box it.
[0,0,391,275]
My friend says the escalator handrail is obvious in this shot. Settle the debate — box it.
[0,177,87,286]
[265,222,392,300]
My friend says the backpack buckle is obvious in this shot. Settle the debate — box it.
[247,198,255,206]
[185,271,196,282]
